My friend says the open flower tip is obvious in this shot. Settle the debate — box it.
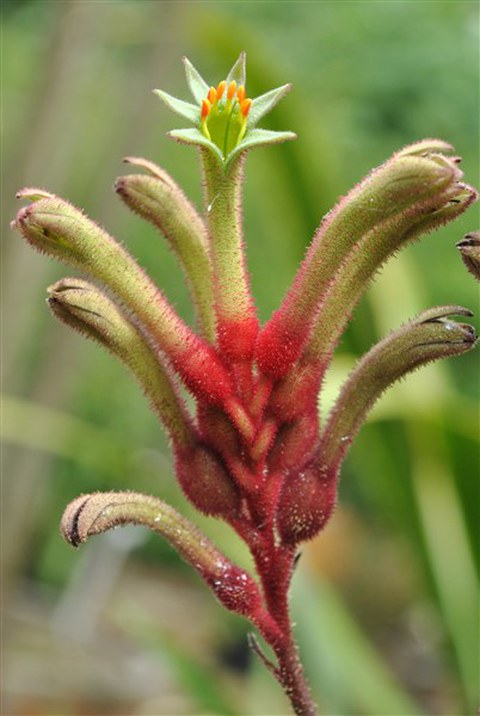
[156,53,295,165]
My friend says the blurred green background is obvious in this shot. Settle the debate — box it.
[2,1,479,714]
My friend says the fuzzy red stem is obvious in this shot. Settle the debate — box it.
[251,534,317,715]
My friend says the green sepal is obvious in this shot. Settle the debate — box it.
[247,84,292,128]
[226,51,246,86]
[168,128,224,164]
[153,89,199,124]
[229,128,297,164]
[182,55,209,104]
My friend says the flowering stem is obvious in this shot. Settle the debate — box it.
[201,151,259,373]
[273,634,317,716]
[252,540,317,715]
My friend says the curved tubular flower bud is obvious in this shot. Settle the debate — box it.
[393,138,455,157]
[60,491,264,619]
[320,306,477,473]
[277,306,477,547]
[304,182,478,362]
[255,146,466,379]
[47,278,194,448]
[12,191,254,440]
[115,158,216,342]
[457,231,480,281]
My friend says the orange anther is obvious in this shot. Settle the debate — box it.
[207,86,217,104]
[201,99,211,119]
[216,80,226,100]
[237,85,246,103]
[240,98,252,117]
[227,80,237,101]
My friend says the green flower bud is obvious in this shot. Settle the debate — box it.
[115,159,216,341]
[320,306,477,471]
[61,491,263,618]
[47,278,193,447]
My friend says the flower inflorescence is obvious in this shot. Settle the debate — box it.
[12,53,478,716]
[154,52,295,166]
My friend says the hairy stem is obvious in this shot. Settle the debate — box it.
[249,530,317,715]
[201,151,259,371]
[274,634,317,716]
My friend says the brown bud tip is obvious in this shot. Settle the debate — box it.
[60,494,91,547]
[16,187,55,201]
[456,231,480,281]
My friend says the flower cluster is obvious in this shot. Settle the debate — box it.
[12,54,478,715]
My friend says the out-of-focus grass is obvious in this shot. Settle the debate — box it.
[2,1,478,714]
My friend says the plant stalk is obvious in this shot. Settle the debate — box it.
[250,532,317,715]
[274,634,317,716]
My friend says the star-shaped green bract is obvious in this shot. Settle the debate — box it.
[154,52,296,166]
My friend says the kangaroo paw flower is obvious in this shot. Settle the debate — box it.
[47,278,194,448]
[12,53,478,716]
[255,145,472,379]
[155,52,295,167]
[115,159,216,342]
[60,491,262,618]
[320,306,477,473]
[12,192,251,432]
[304,181,477,365]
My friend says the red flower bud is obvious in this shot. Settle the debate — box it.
[277,462,337,545]
[217,315,260,362]
[268,362,321,420]
[175,443,240,518]
[206,564,262,616]
[268,413,319,473]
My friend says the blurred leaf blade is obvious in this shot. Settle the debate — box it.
[2,395,132,476]
[112,600,241,716]
[292,573,423,715]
